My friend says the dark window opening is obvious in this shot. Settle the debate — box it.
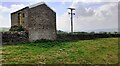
[18,13,20,25]
[23,13,25,17]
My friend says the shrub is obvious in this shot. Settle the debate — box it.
[17,26,25,31]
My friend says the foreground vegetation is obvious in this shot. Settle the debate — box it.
[2,38,118,64]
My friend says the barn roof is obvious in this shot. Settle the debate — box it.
[28,2,45,8]
[28,2,55,13]
[11,2,55,14]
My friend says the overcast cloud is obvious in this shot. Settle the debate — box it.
[57,2,118,32]
[0,4,27,27]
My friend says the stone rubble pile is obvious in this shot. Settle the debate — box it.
[1,31,28,44]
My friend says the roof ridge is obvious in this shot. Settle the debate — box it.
[28,2,45,8]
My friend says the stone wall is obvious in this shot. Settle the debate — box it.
[28,4,56,41]
[1,32,120,44]
[57,34,120,40]
[2,31,28,44]
[11,7,29,30]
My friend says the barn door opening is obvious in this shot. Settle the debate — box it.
[18,12,22,26]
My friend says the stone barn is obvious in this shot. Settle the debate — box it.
[10,2,56,41]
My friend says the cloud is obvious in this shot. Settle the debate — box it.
[0,15,10,27]
[0,4,26,27]
[10,4,26,13]
[57,2,118,32]
[75,6,95,17]
[0,5,10,13]
[57,12,70,32]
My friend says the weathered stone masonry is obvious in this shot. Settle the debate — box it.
[10,2,57,42]
[11,7,29,30]
[28,4,56,41]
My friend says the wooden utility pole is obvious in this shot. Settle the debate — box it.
[68,8,75,33]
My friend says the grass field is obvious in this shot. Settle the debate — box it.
[1,38,118,64]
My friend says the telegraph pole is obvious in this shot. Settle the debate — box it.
[68,8,75,33]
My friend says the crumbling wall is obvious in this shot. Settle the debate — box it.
[2,31,28,44]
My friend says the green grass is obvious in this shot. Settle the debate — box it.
[2,38,118,64]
